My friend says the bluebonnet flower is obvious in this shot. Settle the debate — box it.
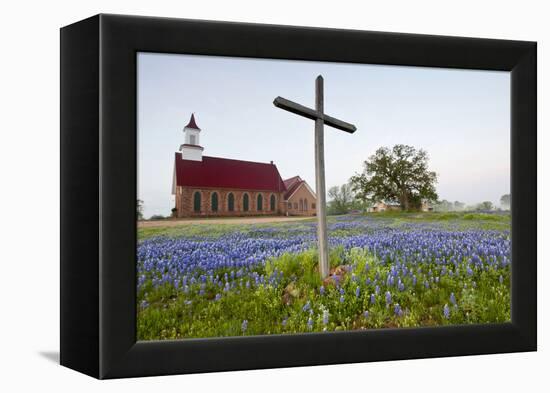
[302,301,311,313]
[370,294,376,304]
[307,318,314,330]
[355,286,361,298]
[443,304,450,319]
[385,291,392,306]
[319,285,325,295]
[322,310,329,325]
[450,292,456,305]
[241,320,248,333]
[339,287,345,295]
[394,303,403,317]
[499,275,504,284]
[282,318,288,327]
[140,300,149,309]
[137,214,511,335]
[215,293,222,301]
[363,310,369,319]
[398,280,405,292]
[339,295,345,303]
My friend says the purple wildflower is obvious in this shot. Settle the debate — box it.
[443,304,450,319]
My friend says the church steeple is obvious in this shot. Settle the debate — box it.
[185,113,200,130]
[179,113,204,161]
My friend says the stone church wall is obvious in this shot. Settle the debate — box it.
[176,186,287,218]
[286,184,317,216]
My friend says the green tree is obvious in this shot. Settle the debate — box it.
[434,199,453,212]
[500,194,511,210]
[350,144,438,211]
[327,183,354,215]
[453,201,465,211]
[476,201,494,211]
[137,199,144,221]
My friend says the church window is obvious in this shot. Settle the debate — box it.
[243,193,249,212]
[193,192,201,212]
[294,202,298,209]
[304,198,308,210]
[190,134,196,145]
[312,203,316,209]
[211,192,218,212]
[299,199,304,211]
[288,203,292,209]
[270,194,276,211]
[257,194,263,211]
[228,193,235,212]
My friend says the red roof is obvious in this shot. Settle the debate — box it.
[185,113,200,130]
[283,176,305,199]
[175,153,287,192]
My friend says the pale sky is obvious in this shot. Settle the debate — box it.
[138,52,510,218]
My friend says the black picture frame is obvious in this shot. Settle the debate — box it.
[60,14,537,379]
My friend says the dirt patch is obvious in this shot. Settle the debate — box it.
[138,216,314,228]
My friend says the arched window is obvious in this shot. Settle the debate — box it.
[228,193,235,212]
[211,192,218,212]
[299,199,304,211]
[243,193,249,212]
[193,192,201,213]
[304,198,308,211]
[257,194,263,211]
[270,194,276,211]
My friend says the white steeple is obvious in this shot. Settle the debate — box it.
[179,113,204,161]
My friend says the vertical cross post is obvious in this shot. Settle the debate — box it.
[314,76,330,278]
[273,75,357,279]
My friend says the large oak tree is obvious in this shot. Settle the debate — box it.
[350,144,438,211]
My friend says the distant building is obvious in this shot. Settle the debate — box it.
[367,199,433,212]
[283,176,317,216]
[420,200,434,212]
[367,201,401,213]
[172,114,316,218]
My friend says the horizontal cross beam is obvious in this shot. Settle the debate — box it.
[273,96,357,133]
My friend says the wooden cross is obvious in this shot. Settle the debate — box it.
[273,75,357,279]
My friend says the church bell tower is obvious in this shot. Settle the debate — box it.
[179,113,204,161]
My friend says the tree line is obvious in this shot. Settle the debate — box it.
[327,144,510,215]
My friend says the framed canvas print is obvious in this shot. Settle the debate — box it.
[60,14,536,379]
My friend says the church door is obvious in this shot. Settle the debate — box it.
[193,192,201,213]
[228,193,235,212]
[243,193,249,212]
[270,194,276,211]
[257,194,263,211]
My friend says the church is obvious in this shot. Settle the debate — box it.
[172,114,317,218]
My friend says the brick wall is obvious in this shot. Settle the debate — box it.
[286,184,317,216]
[176,186,287,218]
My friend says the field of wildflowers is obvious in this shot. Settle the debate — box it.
[137,212,511,340]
